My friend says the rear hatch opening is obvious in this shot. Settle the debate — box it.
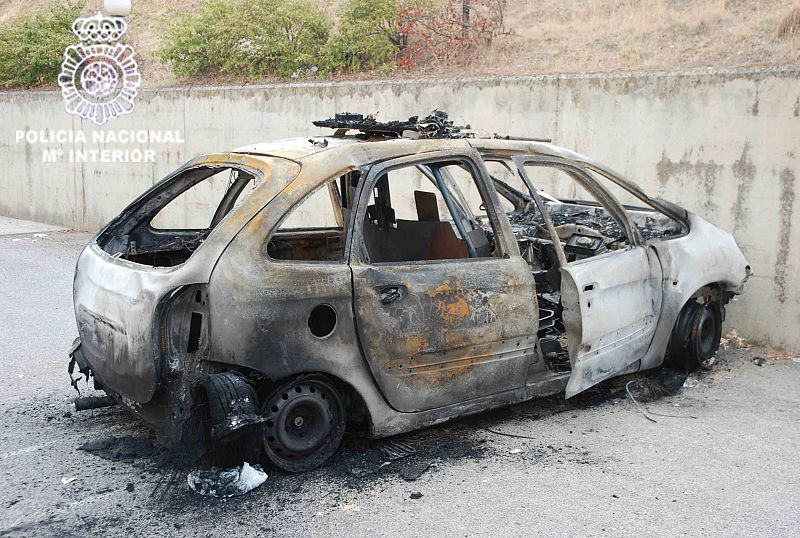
[98,165,262,267]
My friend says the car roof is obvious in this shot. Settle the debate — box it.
[230,135,686,224]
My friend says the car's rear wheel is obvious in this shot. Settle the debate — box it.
[261,376,345,472]
[668,299,722,371]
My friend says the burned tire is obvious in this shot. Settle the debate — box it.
[261,376,345,472]
[668,299,722,371]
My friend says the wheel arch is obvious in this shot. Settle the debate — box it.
[209,365,375,435]
[642,277,738,371]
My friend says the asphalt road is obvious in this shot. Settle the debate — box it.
[1,225,798,537]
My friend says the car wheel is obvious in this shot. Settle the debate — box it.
[261,376,345,472]
[668,299,722,371]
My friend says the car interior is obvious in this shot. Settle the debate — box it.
[267,161,499,264]
[483,159,686,371]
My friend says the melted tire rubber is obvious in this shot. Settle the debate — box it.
[668,300,722,372]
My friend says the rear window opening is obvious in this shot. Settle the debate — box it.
[265,171,358,262]
[98,165,262,267]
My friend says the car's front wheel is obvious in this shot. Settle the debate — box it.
[261,375,345,472]
[668,298,722,371]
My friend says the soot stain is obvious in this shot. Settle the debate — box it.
[732,142,756,232]
[775,167,796,303]
[655,147,722,215]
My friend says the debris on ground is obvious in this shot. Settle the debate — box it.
[763,348,800,361]
[682,375,700,389]
[349,467,371,478]
[509,448,523,454]
[625,377,699,423]
[399,462,432,481]
[482,427,537,440]
[409,492,424,500]
[60,477,78,485]
[700,356,717,370]
[78,436,156,462]
[186,462,267,498]
[349,461,391,478]
[721,329,749,350]
[752,356,766,367]
[657,368,690,394]
[380,439,416,460]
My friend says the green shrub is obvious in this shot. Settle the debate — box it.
[323,0,400,73]
[159,0,332,79]
[0,1,84,89]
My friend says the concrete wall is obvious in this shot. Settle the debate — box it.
[1,68,798,349]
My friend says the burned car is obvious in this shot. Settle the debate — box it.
[69,113,750,471]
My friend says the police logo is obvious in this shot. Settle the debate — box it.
[58,13,140,126]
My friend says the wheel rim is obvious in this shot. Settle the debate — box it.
[262,379,344,471]
[275,395,331,455]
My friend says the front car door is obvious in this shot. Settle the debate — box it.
[511,156,663,397]
[349,149,540,412]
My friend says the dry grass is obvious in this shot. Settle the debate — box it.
[0,0,798,87]
[469,0,800,76]
[777,5,800,37]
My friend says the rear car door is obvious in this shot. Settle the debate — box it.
[512,156,663,397]
[349,149,540,412]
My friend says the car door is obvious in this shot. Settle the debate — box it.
[511,156,663,397]
[349,149,540,413]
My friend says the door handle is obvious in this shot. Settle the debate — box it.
[377,285,403,305]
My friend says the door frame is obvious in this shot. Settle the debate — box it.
[345,148,541,412]
[346,148,521,266]
[510,155,642,257]
[509,155,661,396]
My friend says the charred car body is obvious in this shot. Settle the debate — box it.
[69,113,750,471]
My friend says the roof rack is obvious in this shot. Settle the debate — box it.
[491,134,553,143]
[312,110,472,139]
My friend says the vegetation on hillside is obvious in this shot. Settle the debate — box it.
[0,1,83,89]
[0,0,798,89]
[158,0,509,79]
[323,0,402,73]
[159,0,331,78]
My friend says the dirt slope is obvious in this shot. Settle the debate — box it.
[1,0,798,87]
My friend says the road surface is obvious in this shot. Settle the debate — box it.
[1,223,798,537]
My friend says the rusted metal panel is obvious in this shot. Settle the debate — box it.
[352,259,539,411]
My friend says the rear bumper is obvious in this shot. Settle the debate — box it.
[68,337,265,450]
[68,336,176,434]
[73,243,170,403]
